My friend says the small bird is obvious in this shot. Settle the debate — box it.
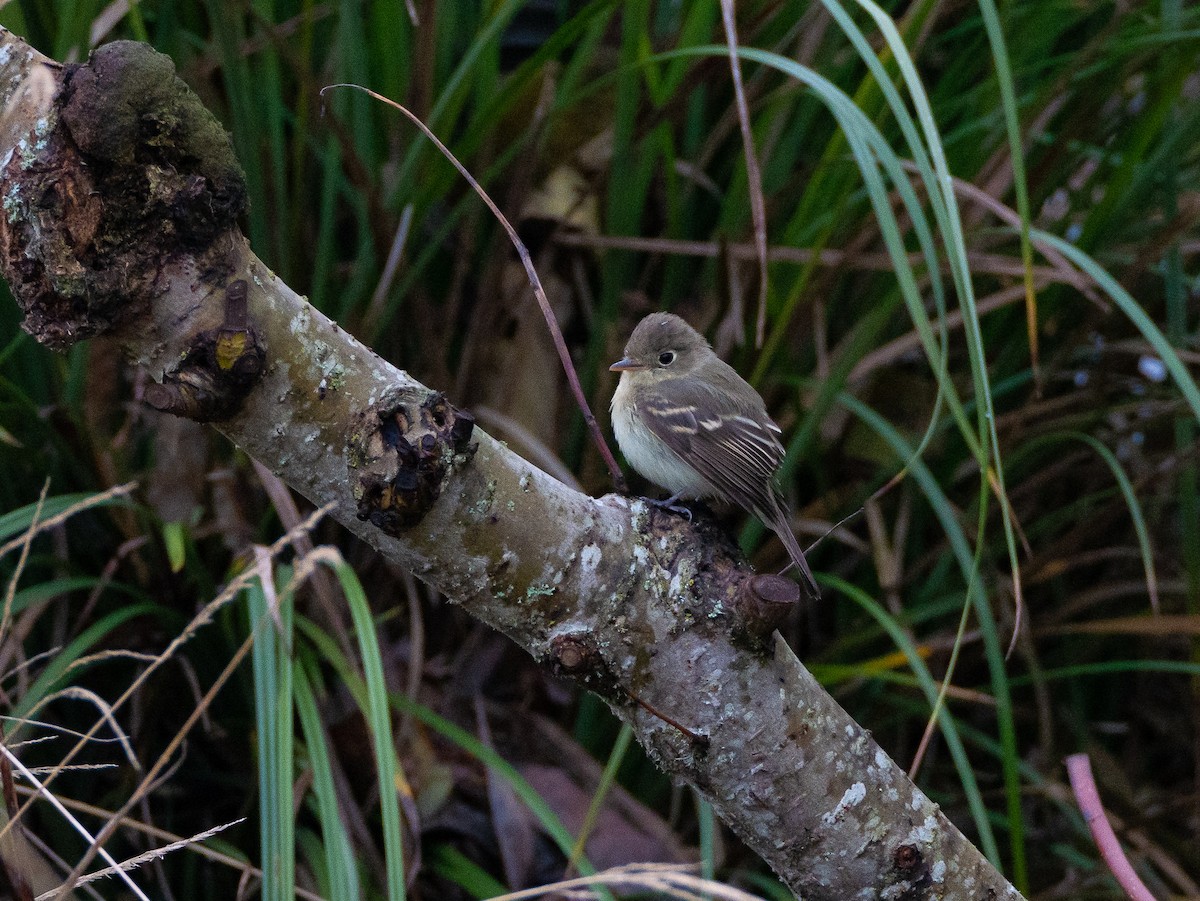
[610,312,820,600]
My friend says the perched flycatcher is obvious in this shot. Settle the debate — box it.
[610,312,820,600]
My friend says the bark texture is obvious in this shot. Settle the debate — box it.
[0,30,1024,900]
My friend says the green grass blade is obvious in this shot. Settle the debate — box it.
[294,658,360,900]
[973,0,1039,374]
[297,613,595,878]
[823,574,994,851]
[390,691,598,877]
[1032,431,1158,610]
[0,493,133,543]
[12,602,161,727]
[427,844,507,899]
[248,568,294,901]
[566,722,633,873]
[7,577,141,617]
[839,391,1007,863]
[330,560,407,901]
[1034,229,1200,424]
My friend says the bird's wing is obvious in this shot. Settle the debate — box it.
[635,383,785,518]
[637,382,821,599]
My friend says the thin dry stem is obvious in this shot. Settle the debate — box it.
[3,746,149,900]
[1066,753,1156,901]
[472,406,583,490]
[1,479,49,647]
[17,686,138,770]
[363,202,414,338]
[554,231,1069,281]
[0,507,331,854]
[489,862,768,901]
[720,0,770,347]
[251,459,352,659]
[32,819,244,901]
[898,160,1102,306]
[13,786,327,901]
[319,83,628,493]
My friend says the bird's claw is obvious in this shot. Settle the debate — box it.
[647,494,692,521]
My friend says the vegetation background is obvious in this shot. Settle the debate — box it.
[0,0,1197,898]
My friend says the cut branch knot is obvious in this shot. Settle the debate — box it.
[352,390,477,532]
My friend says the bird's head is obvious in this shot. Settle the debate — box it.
[609,313,710,380]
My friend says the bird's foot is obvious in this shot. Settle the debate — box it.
[646,493,692,521]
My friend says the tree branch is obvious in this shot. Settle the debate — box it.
[0,31,1023,900]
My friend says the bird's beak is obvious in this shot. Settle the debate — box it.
[609,357,648,372]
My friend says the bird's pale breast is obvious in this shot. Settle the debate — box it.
[611,376,713,499]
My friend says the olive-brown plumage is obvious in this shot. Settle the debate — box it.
[610,313,819,600]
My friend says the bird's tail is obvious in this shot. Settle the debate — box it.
[763,501,821,601]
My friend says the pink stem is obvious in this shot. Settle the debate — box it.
[1065,753,1157,901]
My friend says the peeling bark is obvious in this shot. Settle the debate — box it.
[0,30,1025,900]
[0,40,245,349]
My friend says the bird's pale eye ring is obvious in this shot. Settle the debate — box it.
[658,351,675,366]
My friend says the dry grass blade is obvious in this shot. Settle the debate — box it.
[1043,615,1200,637]
[13,786,328,901]
[3,745,149,900]
[849,283,1034,384]
[0,507,332,858]
[555,231,1072,282]
[487,861,769,901]
[472,406,583,490]
[16,687,138,770]
[1,479,48,647]
[719,0,769,347]
[364,202,415,337]
[32,819,245,901]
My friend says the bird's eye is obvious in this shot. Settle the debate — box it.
[658,351,675,366]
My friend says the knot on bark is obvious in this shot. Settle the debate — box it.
[144,279,264,422]
[352,391,476,533]
[549,632,601,676]
[890,843,932,898]
[0,39,247,349]
[731,573,800,641]
[546,629,627,703]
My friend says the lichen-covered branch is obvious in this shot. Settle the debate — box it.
[0,30,1023,900]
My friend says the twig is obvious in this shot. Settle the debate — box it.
[319,83,627,493]
[1065,753,1157,901]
